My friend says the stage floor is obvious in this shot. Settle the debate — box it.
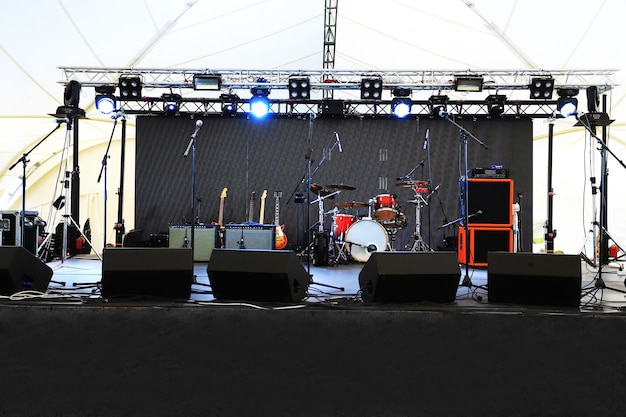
[31,250,626,313]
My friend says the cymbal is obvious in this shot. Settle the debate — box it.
[396,179,429,188]
[326,183,356,190]
[336,201,368,208]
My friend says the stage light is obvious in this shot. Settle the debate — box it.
[360,76,383,100]
[118,76,142,100]
[454,76,483,92]
[64,80,82,107]
[586,86,599,112]
[220,93,239,116]
[95,85,117,115]
[162,93,181,116]
[391,88,412,118]
[250,78,271,118]
[193,74,221,91]
[529,76,554,99]
[486,94,506,116]
[288,76,310,100]
[556,88,579,118]
[429,95,449,118]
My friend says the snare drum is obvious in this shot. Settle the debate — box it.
[332,213,356,239]
[344,219,389,262]
[374,194,398,221]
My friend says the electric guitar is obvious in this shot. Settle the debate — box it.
[274,191,287,249]
[247,191,256,223]
[259,190,267,224]
[217,187,228,228]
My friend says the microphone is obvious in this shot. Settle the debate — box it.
[439,109,449,118]
[111,110,126,120]
[192,119,203,137]
[423,128,429,150]
[367,244,377,253]
[432,183,441,193]
[335,132,342,152]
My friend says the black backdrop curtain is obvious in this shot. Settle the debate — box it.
[135,114,533,252]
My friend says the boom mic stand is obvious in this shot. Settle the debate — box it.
[8,120,64,253]
[443,114,488,289]
[183,119,204,267]
[575,109,626,299]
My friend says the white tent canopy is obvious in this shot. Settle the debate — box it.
[1,0,624,256]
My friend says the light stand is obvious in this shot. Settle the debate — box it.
[444,114,488,288]
[544,122,556,253]
[8,120,64,251]
[115,112,127,247]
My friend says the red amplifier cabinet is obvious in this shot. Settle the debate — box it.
[458,226,513,267]
[463,178,513,227]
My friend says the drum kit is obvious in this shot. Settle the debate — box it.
[309,178,433,264]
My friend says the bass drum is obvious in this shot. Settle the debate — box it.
[344,219,389,262]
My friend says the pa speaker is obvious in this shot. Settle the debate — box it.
[207,249,310,302]
[0,246,53,295]
[102,247,193,300]
[463,179,513,226]
[487,252,581,307]
[358,252,460,303]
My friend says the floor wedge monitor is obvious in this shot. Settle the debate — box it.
[487,252,582,307]
[0,246,53,295]
[358,252,461,303]
[101,247,194,300]
[207,249,310,302]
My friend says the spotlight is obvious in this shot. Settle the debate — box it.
[64,80,82,107]
[486,94,506,116]
[288,76,310,100]
[556,88,579,118]
[529,76,554,99]
[360,76,383,100]
[586,86,599,112]
[250,78,271,118]
[118,76,142,100]
[162,93,181,116]
[429,95,449,118]
[391,88,412,118]
[95,85,117,115]
[193,74,221,91]
[454,76,483,92]
[220,93,239,116]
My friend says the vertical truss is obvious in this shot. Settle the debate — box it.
[323,0,338,99]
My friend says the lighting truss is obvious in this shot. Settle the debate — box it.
[60,67,618,118]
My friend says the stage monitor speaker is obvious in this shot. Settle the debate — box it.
[224,225,275,250]
[0,246,53,295]
[464,179,513,226]
[487,252,582,307]
[207,249,310,302]
[458,226,513,267]
[101,247,193,300]
[358,252,460,303]
[169,224,217,261]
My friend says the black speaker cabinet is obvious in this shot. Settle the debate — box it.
[1,210,41,255]
[462,179,513,226]
[101,247,193,300]
[224,224,275,250]
[0,246,53,295]
[169,224,218,261]
[458,226,513,267]
[207,249,310,302]
[358,252,460,303]
[487,252,582,307]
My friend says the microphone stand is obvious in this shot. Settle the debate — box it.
[97,114,121,250]
[443,114,488,289]
[9,121,64,253]
[183,120,203,267]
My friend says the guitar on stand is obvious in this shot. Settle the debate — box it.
[214,187,227,247]
[259,190,267,224]
[274,191,287,249]
[247,191,256,223]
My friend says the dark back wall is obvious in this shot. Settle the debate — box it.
[135,115,533,252]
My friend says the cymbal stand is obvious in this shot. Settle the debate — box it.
[407,188,430,252]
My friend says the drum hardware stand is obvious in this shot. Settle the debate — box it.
[574,108,626,301]
[407,190,431,252]
[8,119,64,254]
[444,113,488,289]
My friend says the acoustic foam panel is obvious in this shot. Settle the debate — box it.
[0,246,53,295]
[487,252,582,307]
[101,247,193,300]
[207,249,310,302]
[358,252,461,303]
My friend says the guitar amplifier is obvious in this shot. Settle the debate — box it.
[224,224,275,250]
[168,224,218,261]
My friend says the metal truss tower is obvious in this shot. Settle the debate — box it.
[323,0,338,99]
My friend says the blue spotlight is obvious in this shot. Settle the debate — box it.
[556,88,579,118]
[95,85,117,115]
[250,95,270,118]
